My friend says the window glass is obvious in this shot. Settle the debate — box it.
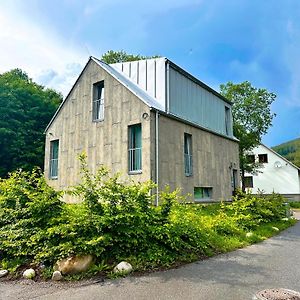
[184,133,192,176]
[92,81,104,121]
[49,140,59,179]
[128,124,142,172]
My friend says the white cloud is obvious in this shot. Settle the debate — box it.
[0,2,87,96]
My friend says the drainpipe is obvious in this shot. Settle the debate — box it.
[155,110,159,206]
[166,62,170,114]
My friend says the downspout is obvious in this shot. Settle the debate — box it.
[166,61,170,114]
[155,110,159,206]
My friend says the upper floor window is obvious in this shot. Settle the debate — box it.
[225,106,230,135]
[92,81,104,121]
[128,124,142,173]
[184,133,193,176]
[49,140,59,179]
[258,154,268,163]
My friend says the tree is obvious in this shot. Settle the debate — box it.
[220,81,276,191]
[101,50,160,64]
[0,69,62,177]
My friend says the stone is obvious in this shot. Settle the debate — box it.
[113,261,133,274]
[0,270,8,278]
[23,268,36,279]
[54,255,94,275]
[52,270,63,281]
[246,232,253,238]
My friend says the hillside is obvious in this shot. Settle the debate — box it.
[272,138,300,167]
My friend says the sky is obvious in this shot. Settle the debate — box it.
[0,0,299,146]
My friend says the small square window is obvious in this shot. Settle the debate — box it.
[194,187,212,201]
[244,176,253,188]
[258,154,268,163]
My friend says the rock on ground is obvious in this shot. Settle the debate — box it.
[113,261,133,274]
[52,271,63,281]
[0,270,8,278]
[23,269,36,279]
[54,255,94,275]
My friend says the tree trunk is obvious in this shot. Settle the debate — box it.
[241,167,246,193]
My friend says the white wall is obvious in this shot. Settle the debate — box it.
[245,144,300,194]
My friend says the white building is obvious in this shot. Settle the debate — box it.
[244,144,300,201]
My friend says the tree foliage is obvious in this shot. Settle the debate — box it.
[220,81,276,190]
[101,50,160,64]
[0,69,62,177]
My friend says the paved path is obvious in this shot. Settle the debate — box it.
[1,212,300,300]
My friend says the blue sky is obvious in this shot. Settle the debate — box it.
[1,0,299,146]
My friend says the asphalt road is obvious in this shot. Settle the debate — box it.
[1,212,300,300]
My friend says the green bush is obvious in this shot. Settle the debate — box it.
[0,168,62,265]
[223,191,286,229]
[0,156,295,277]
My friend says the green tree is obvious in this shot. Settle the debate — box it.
[0,68,62,177]
[220,81,276,191]
[101,50,160,64]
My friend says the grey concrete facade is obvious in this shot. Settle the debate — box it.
[151,113,239,201]
[45,58,239,202]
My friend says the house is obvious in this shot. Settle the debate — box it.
[44,56,240,203]
[244,144,300,201]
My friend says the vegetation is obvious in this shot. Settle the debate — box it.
[101,50,160,64]
[220,81,276,191]
[272,137,300,167]
[0,69,62,177]
[0,156,295,280]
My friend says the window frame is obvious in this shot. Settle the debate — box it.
[225,106,231,136]
[92,81,105,122]
[49,139,59,179]
[244,176,254,188]
[128,124,142,174]
[184,133,193,177]
[194,187,213,201]
[258,154,268,163]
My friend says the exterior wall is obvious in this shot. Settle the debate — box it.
[44,60,152,201]
[168,66,233,138]
[245,145,300,195]
[152,113,240,201]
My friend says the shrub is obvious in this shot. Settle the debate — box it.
[0,168,63,264]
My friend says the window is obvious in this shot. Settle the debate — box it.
[184,133,193,176]
[247,154,255,163]
[225,106,230,135]
[92,81,104,121]
[49,140,59,179]
[244,176,253,188]
[258,154,268,163]
[128,124,142,173]
[194,187,213,200]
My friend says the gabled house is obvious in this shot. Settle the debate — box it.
[244,144,300,201]
[44,57,239,203]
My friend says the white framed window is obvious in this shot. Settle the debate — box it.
[128,124,142,173]
[49,140,59,179]
[92,81,104,121]
[184,133,193,176]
